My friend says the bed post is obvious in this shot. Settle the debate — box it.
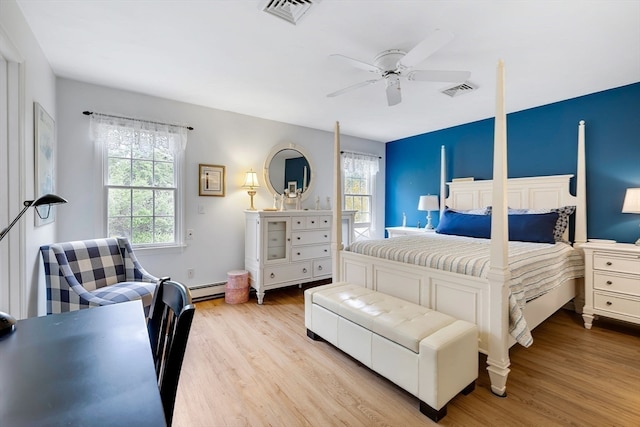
[575,120,587,245]
[440,145,446,217]
[486,60,511,397]
[332,121,343,283]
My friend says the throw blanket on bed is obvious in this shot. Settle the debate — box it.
[346,233,584,346]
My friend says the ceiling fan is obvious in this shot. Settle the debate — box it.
[327,29,471,106]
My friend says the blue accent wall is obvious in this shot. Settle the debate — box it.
[386,82,640,244]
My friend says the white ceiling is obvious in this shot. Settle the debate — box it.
[16,0,640,143]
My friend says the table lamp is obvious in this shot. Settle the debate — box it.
[418,194,439,230]
[622,187,640,245]
[0,193,68,336]
[242,169,260,210]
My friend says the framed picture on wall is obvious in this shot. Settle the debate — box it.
[199,164,225,197]
[34,102,56,226]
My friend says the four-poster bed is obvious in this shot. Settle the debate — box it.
[330,61,587,396]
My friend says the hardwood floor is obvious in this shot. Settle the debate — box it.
[173,285,640,427]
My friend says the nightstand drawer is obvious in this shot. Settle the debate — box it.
[594,292,640,317]
[593,272,640,297]
[593,253,640,275]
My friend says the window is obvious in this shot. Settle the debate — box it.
[342,152,379,241]
[91,115,187,247]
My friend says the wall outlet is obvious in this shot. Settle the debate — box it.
[186,229,194,240]
[187,268,194,279]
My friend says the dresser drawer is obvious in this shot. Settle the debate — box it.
[291,230,330,246]
[291,244,331,261]
[264,262,312,285]
[317,216,332,228]
[593,252,640,275]
[593,272,640,297]
[594,292,640,318]
[313,258,332,277]
[266,230,286,247]
[291,217,307,230]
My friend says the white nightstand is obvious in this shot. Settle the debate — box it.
[581,242,640,329]
[386,226,435,238]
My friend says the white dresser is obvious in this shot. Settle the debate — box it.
[582,242,640,329]
[245,210,354,304]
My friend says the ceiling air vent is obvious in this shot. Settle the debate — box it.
[260,0,322,25]
[441,81,478,98]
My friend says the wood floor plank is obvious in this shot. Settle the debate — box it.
[173,285,640,427]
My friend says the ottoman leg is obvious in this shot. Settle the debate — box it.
[306,329,322,341]
[420,401,447,422]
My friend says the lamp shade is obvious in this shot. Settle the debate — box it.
[32,193,68,207]
[242,170,260,189]
[622,188,640,213]
[418,195,439,211]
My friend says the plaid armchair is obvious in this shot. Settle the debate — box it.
[41,237,159,315]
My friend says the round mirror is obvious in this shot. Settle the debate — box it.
[264,143,314,201]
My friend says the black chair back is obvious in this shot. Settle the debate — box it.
[147,279,195,426]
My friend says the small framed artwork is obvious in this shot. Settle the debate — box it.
[287,181,297,196]
[199,164,225,197]
[34,102,56,226]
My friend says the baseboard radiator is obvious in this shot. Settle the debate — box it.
[189,281,227,302]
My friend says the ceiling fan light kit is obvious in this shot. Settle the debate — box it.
[327,29,472,106]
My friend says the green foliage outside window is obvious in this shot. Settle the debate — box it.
[106,130,177,245]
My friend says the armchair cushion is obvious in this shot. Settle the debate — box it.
[41,237,159,314]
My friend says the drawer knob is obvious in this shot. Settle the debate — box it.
[311,221,315,224]
[606,280,613,285]
[324,235,328,238]
[606,261,612,266]
[606,301,613,306]
[302,268,307,273]
[297,237,301,240]
[270,273,275,278]
[318,265,323,271]
[297,252,301,256]
[324,249,328,253]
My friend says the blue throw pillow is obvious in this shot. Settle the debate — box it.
[436,209,559,243]
[436,209,491,238]
[507,212,559,244]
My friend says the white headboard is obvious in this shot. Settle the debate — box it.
[446,174,577,210]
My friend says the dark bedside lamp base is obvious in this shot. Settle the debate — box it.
[0,311,16,337]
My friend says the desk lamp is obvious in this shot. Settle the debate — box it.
[622,188,640,245]
[0,193,68,337]
[242,169,260,210]
[418,195,439,230]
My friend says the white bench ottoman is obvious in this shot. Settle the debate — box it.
[305,282,478,422]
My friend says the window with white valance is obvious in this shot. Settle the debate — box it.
[342,151,379,241]
[90,115,188,247]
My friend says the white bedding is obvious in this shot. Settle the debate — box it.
[346,233,584,346]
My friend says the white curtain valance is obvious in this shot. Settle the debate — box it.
[90,114,188,155]
[342,151,379,176]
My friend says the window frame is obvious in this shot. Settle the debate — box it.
[100,124,185,249]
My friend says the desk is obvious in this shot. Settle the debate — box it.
[0,301,166,427]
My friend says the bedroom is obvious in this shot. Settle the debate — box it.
[1,1,639,425]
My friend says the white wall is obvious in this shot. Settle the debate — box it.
[1,0,57,318]
[56,78,385,292]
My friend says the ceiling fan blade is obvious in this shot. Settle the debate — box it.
[398,29,455,69]
[407,69,471,82]
[329,54,381,73]
[385,75,401,106]
[327,78,381,98]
